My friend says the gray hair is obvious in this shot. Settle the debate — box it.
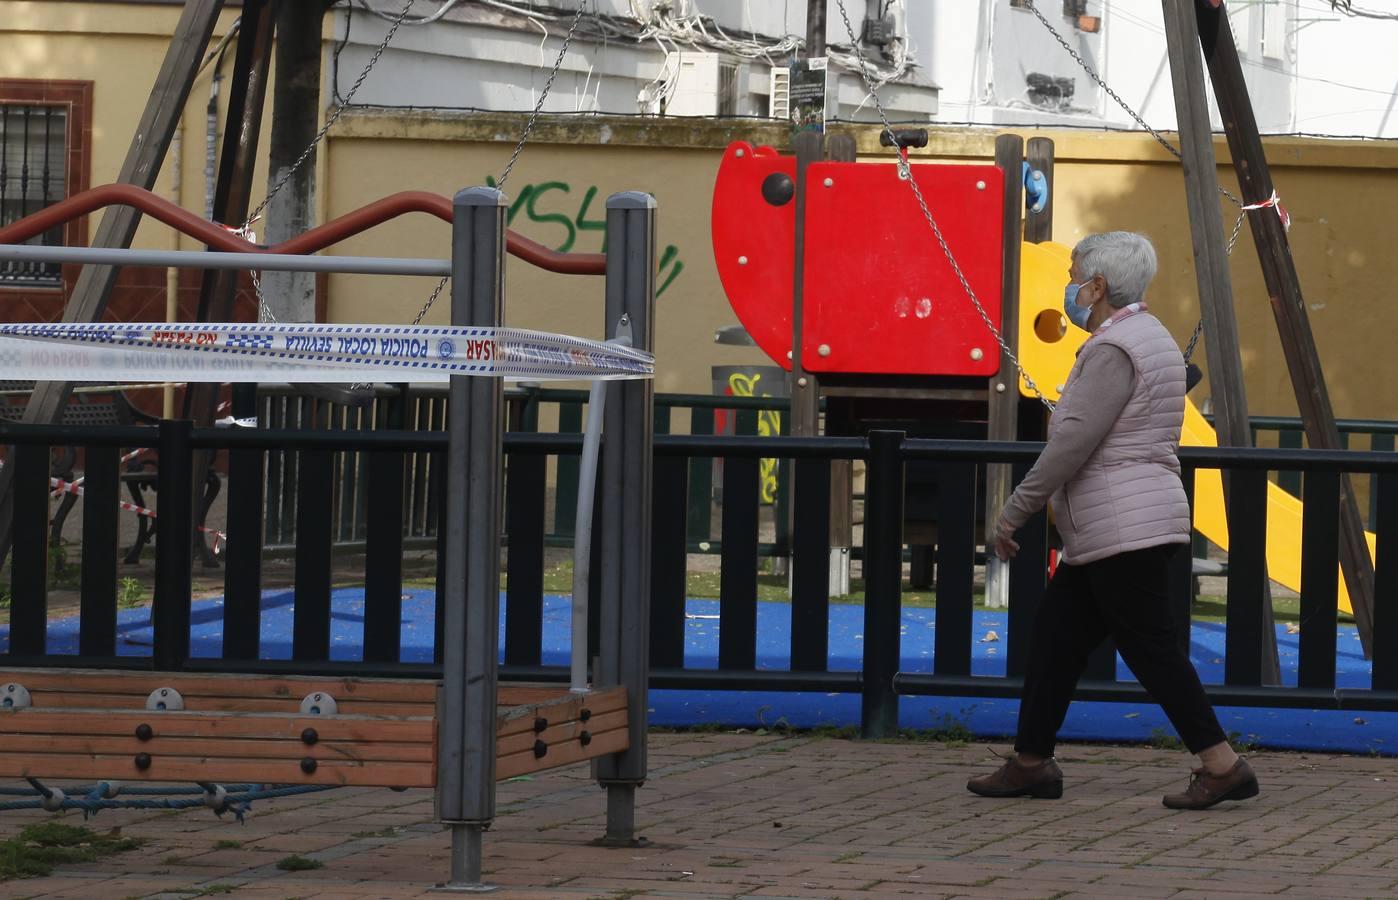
[1072,231,1158,308]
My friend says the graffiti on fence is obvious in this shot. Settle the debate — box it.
[725,370,782,505]
[484,176,685,297]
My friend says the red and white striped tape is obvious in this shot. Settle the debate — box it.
[48,474,226,553]
[50,447,150,497]
[1241,189,1290,233]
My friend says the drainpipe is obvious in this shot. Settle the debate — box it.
[164,121,182,419]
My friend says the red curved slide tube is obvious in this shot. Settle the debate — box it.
[0,183,606,276]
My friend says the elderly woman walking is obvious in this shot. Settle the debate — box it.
[967,231,1259,810]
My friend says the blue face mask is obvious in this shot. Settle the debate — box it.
[1063,281,1093,331]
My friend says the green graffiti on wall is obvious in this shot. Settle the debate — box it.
[484,177,685,297]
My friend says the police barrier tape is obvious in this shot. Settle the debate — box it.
[48,475,227,553]
[0,323,654,383]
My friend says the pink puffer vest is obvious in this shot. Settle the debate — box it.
[1049,312,1192,564]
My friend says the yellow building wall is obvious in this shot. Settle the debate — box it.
[0,2,262,254]
[3,3,1397,421]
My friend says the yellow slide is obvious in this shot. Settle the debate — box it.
[1016,240,1372,614]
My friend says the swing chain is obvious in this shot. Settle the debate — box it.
[413,0,589,326]
[249,0,419,232]
[1022,1,1244,208]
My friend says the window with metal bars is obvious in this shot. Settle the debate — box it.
[0,104,68,289]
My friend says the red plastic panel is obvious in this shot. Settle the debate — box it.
[801,161,1004,377]
[712,142,797,371]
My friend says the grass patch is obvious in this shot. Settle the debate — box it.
[212,840,242,851]
[1228,731,1262,753]
[1147,728,1185,751]
[118,577,145,610]
[0,823,143,881]
[275,855,324,872]
[188,885,237,897]
[900,714,975,745]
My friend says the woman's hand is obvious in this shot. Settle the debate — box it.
[992,517,1019,561]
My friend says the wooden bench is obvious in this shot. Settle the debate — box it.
[0,670,627,788]
[0,382,221,567]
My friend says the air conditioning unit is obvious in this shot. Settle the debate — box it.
[769,66,791,121]
[663,52,740,117]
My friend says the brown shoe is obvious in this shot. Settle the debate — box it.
[967,754,1063,799]
[1162,758,1260,810]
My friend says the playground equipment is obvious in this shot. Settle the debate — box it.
[0,184,657,891]
[711,0,1379,652]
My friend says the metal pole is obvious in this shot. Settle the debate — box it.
[435,187,505,893]
[0,244,451,276]
[570,325,632,694]
[594,191,656,846]
[860,429,904,739]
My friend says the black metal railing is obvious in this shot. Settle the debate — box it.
[251,383,794,557]
[4,421,1398,735]
[0,103,67,288]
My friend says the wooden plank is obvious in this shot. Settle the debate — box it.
[495,725,629,781]
[0,670,440,702]
[0,753,434,788]
[496,687,627,737]
[0,710,434,741]
[497,684,626,712]
[496,710,628,758]
[13,694,436,717]
[5,735,434,764]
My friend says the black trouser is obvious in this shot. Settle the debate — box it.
[1014,544,1228,758]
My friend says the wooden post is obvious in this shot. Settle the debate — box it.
[261,0,332,324]
[984,135,1025,611]
[1191,0,1376,658]
[1024,137,1055,244]
[185,0,273,364]
[0,0,225,566]
[1161,0,1281,683]
[790,131,824,440]
[182,0,274,566]
[806,0,826,59]
[825,136,856,597]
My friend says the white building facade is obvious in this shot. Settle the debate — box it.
[335,0,1396,139]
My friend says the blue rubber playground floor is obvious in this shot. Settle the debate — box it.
[4,589,1391,755]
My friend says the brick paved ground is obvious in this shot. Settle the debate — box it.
[2,733,1396,899]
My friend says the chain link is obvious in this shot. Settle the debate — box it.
[834,0,1056,409]
[411,1,589,326]
[1023,1,1264,366]
[1022,1,1243,208]
[496,1,587,192]
[245,0,419,327]
[412,275,450,326]
[247,0,417,230]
